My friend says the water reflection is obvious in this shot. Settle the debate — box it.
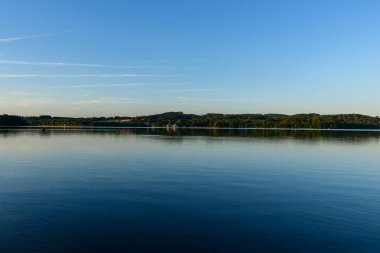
[1,128,380,144]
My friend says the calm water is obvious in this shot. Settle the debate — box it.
[1,128,380,253]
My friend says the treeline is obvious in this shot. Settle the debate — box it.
[0,115,27,126]
[131,112,380,129]
[25,115,131,127]
[2,112,380,129]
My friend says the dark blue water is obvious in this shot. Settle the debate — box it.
[1,129,380,253]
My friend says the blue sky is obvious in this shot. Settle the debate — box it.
[1,0,380,116]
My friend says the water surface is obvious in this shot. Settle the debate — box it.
[1,129,379,252]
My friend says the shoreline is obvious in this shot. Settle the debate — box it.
[1,126,380,132]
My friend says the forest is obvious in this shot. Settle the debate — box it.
[1,112,380,129]
[0,114,27,126]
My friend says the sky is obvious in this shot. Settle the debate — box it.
[1,0,380,117]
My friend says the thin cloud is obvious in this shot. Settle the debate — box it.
[0,30,74,43]
[148,88,228,96]
[0,33,51,43]
[177,96,240,103]
[0,93,54,107]
[0,73,155,78]
[158,88,227,93]
[58,83,150,88]
[55,82,187,89]
[0,60,104,67]
[73,98,145,105]
[9,91,40,96]
[0,59,171,69]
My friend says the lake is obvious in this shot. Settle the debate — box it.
[0,128,379,253]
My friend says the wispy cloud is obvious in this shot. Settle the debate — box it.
[177,96,240,103]
[158,88,227,93]
[0,60,104,67]
[0,92,54,107]
[188,88,226,92]
[1,92,146,107]
[57,83,149,88]
[73,98,145,105]
[0,33,51,43]
[0,30,75,43]
[9,91,40,96]
[0,73,155,78]
[0,59,171,69]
